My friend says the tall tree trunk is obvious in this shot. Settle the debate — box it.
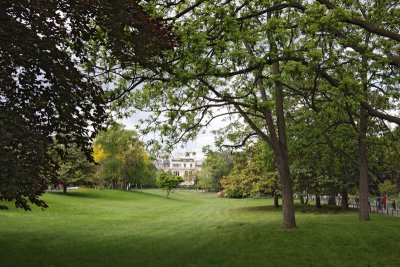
[316,195,321,208]
[62,183,67,194]
[358,104,370,221]
[273,62,296,228]
[300,195,304,205]
[274,193,279,208]
[359,53,370,221]
[275,149,296,228]
[242,12,296,228]
[305,193,309,204]
[341,190,349,209]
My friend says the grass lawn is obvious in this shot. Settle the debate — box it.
[1,189,399,267]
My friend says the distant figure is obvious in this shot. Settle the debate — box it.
[392,199,396,210]
[383,195,387,209]
[355,196,359,208]
[377,196,381,209]
[368,196,371,207]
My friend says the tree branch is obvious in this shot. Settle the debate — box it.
[317,0,400,42]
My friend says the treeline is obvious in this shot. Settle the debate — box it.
[57,124,156,193]
[197,134,400,209]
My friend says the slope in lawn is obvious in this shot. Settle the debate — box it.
[0,189,399,267]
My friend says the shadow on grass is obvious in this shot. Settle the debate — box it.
[131,190,185,202]
[48,191,105,199]
[2,217,394,267]
[236,204,354,215]
[49,189,185,203]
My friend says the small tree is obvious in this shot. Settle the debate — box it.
[156,172,183,199]
[379,180,397,197]
[57,147,96,194]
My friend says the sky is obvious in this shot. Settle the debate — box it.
[120,113,221,160]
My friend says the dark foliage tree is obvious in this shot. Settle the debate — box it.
[0,0,174,209]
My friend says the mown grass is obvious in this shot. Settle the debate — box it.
[0,189,399,267]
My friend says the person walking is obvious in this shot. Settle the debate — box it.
[377,196,381,210]
[383,195,387,210]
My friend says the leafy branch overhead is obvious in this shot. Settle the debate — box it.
[0,0,175,209]
[99,0,398,228]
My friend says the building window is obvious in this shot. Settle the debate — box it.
[173,164,180,167]
[184,163,186,168]
[190,164,192,167]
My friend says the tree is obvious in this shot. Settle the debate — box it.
[0,1,174,209]
[103,0,398,228]
[156,171,183,198]
[221,143,281,204]
[109,0,303,228]
[379,180,397,197]
[197,150,234,191]
[295,0,399,220]
[57,147,96,194]
[94,124,155,189]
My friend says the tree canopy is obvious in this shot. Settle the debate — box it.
[156,171,183,198]
[102,0,399,228]
[94,124,156,189]
[0,0,174,209]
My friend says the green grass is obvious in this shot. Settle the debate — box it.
[1,189,399,267]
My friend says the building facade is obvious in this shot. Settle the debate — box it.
[156,155,202,186]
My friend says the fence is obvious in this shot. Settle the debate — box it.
[348,203,400,217]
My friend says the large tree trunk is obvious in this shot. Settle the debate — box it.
[358,54,370,221]
[316,195,321,208]
[358,104,370,221]
[341,190,349,209]
[275,150,296,228]
[271,43,296,228]
[62,183,67,194]
[242,14,296,228]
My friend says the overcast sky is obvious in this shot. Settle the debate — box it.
[120,113,221,160]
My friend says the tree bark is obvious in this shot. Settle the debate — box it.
[240,12,296,228]
[316,195,321,208]
[300,195,304,205]
[275,150,296,228]
[274,193,279,208]
[271,41,296,228]
[62,183,67,194]
[358,104,370,221]
[341,190,349,209]
[358,53,370,221]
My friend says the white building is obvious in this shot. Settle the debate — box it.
[156,154,202,186]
